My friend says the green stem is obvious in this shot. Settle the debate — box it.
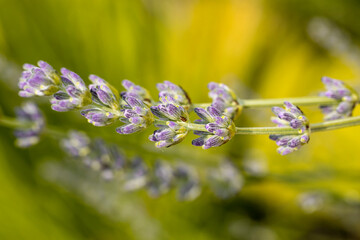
[311,116,360,132]
[192,96,338,109]
[0,116,31,128]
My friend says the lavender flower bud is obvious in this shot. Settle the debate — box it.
[14,102,45,148]
[319,77,359,120]
[50,68,92,112]
[61,131,91,157]
[116,96,154,134]
[80,108,118,126]
[121,79,152,105]
[208,161,243,199]
[173,164,201,201]
[18,61,61,97]
[270,101,310,155]
[207,82,242,120]
[192,106,236,149]
[89,74,120,110]
[149,121,188,148]
[146,161,173,197]
[150,96,189,122]
[156,81,191,108]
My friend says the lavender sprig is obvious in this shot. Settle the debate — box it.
[14,60,360,156]
[207,82,242,120]
[270,101,310,155]
[116,96,154,134]
[192,106,236,149]
[18,61,60,97]
[51,68,92,111]
[319,76,359,120]
[149,95,189,148]
[81,75,121,126]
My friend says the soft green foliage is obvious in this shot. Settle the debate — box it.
[0,0,360,239]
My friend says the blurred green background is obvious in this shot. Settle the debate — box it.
[0,0,360,239]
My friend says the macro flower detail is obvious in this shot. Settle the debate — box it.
[61,131,91,157]
[149,96,189,148]
[270,101,310,155]
[173,164,201,201]
[208,82,242,120]
[319,77,359,120]
[192,106,236,149]
[116,96,154,134]
[149,121,188,148]
[14,102,45,148]
[18,61,61,97]
[50,68,92,112]
[121,79,152,105]
[80,75,121,126]
[208,161,243,199]
[156,81,191,108]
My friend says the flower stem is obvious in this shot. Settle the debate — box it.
[192,96,338,109]
[0,116,30,128]
[311,116,360,132]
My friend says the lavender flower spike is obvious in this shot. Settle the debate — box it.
[319,77,359,120]
[121,79,152,105]
[156,81,191,108]
[149,95,189,148]
[192,106,236,149]
[208,82,242,120]
[50,68,92,112]
[270,101,310,155]
[14,102,45,148]
[116,96,154,134]
[81,75,121,126]
[18,61,61,97]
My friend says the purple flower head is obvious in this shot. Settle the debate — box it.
[116,96,154,134]
[79,75,121,126]
[156,81,191,108]
[121,79,152,105]
[89,74,120,110]
[208,161,243,199]
[61,131,91,157]
[123,157,148,191]
[192,106,236,149]
[319,77,359,120]
[207,82,242,120]
[50,68,92,112]
[173,164,201,201]
[146,160,173,197]
[18,61,61,97]
[150,95,189,122]
[14,102,45,148]
[270,102,310,155]
[149,121,188,148]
